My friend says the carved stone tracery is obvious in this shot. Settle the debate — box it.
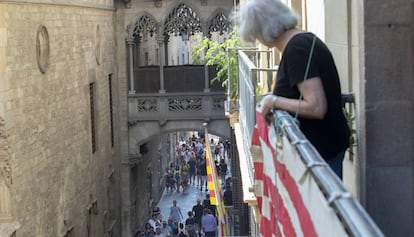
[208,12,230,36]
[213,96,225,111]
[0,117,13,223]
[137,98,158,112]
[168,97,202,111]
[133,15,158,40]
[163,3,202,36]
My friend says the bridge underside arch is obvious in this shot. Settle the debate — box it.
[129,119,230,152]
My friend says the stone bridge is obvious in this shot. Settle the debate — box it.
[127,65,230,158]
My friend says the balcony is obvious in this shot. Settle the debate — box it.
[128,65,227,123]
[132,65,225,93]
[233,48,383,237]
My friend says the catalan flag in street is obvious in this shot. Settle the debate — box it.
[204,126,229,236]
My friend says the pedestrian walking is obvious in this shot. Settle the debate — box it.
[185,211,197,237]
[150,201,162,221]
[169,200,183,224]
[219,158,227,185]
[201,208,217,237]
[199,159,207,192]
[202,194,216,217]
[192,199,203,237]
[188,156,197,185]
[174,166,182,193]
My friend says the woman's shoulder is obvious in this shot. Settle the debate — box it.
[285,32,315,52]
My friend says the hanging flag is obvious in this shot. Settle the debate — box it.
[204,126,229,236]
[251,109,317,237]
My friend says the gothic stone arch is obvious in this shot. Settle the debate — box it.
[162,2,203,37]
[206,9,231,38]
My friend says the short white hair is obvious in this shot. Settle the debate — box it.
[238,0,298,45]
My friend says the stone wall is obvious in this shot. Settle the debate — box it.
[362,1,414,236]
[0,1,120,237]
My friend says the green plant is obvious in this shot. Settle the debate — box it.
[191,29,242,99]
[343,107,356,156]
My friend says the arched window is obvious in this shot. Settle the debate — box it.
[132,14,159,67]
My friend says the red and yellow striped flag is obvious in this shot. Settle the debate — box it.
[204,126,229,236]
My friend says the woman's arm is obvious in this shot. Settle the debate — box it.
[260,77,327,122]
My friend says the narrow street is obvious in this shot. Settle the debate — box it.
[158,182,208,225]
[153,148,233,236]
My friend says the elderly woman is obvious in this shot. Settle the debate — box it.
[238,0,350,178]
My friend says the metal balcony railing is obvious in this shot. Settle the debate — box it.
[233,49,278,190]
[273,110,384,237]
[237,49,277,144]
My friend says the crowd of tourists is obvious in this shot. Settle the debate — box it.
[136,195,225,237]
[165,135,229,194]
[134,133,232,237]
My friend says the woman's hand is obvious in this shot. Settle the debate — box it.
[259,94,278,124]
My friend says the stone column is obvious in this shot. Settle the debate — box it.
[164,35,169,66]
[0,181,12,222]
[361,1,414,236]
[204,65,210,92]
[157,36,165,93]
[133,37,141,68]
[126,38,135,94]
[120,164,132,237]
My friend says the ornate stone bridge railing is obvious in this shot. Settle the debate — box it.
[128,92,226,125]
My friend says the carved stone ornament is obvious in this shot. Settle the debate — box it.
[0,162,12,186]
[0,162,13,223]
[154,0,162,8]
[127,120,139,127]
[168,97,202,111]
[128,154,143,167]
[163,3,202,36]
[95,24,101,65]
[123,0,131,8]
[36,25,50,73]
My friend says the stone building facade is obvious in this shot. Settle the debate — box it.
[0,1,119,236]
